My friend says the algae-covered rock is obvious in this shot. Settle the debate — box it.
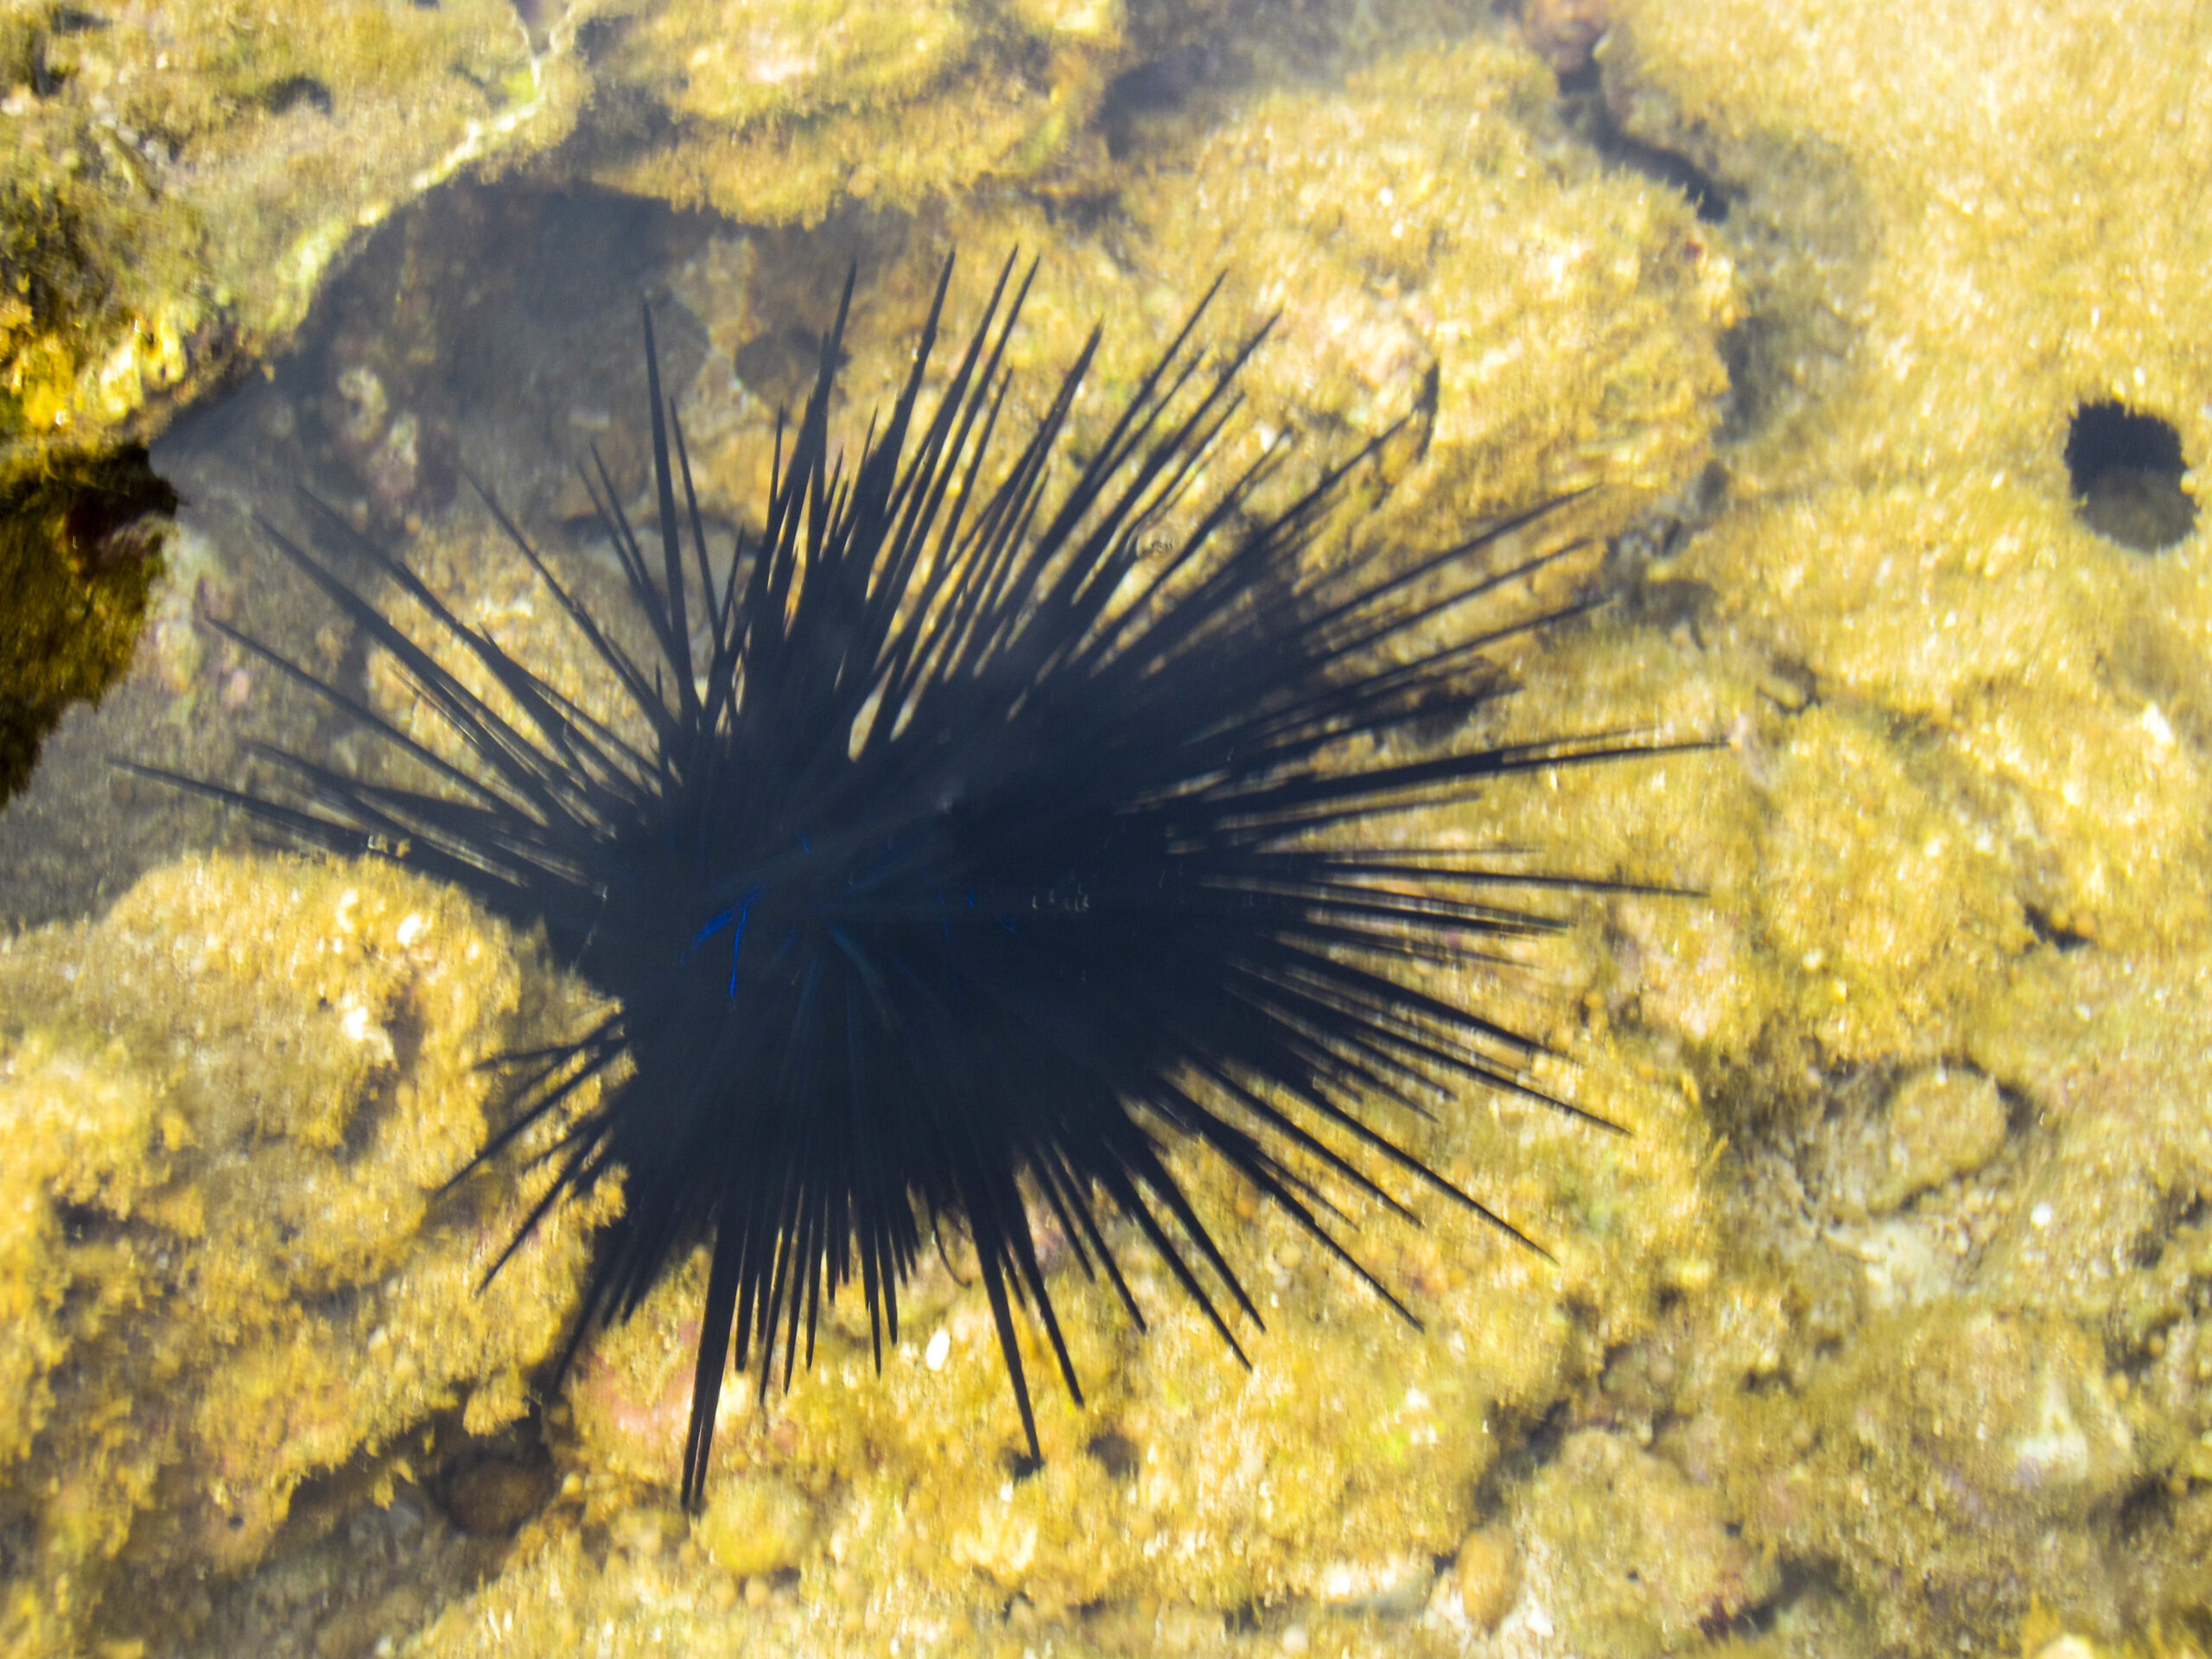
[1563,3,2212,1648]
[0,0,582,461]
[1808,1065,2012,1221]
[1970,948,2212,1347]
[611,29,1733,648]
[1128,35,1735,528]
[0,853,610,1657]
[1516,1428,1780,1656]
[576,0,1146,228]
[1716,1307,2139,1653]
[0,0,585,799]
[1607,0,2212,961]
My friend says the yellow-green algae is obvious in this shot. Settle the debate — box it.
[0,854,612,1658]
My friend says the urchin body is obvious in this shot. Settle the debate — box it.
[157,254,1679,1507]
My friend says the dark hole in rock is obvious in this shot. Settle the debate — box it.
[1097,41,1248,160]
[734,324,836,410]
[262,74,334,117]
[1558,64,1730,224]
[1084,1430,1140,1480]
[59,444,177,577]
[435,1421,559,1537]
[2065,400,2196,551]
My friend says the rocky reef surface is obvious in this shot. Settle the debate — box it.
[0,1,2207,1656]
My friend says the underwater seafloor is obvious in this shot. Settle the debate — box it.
[3,0,2211,1656]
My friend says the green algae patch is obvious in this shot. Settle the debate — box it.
[0,444,174,807]
[0,854,613,1659]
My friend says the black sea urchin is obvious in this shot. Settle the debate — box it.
[156,254,1681,1507]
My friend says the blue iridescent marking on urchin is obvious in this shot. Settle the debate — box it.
[139,252,1700,1510]
[689,886,761,996]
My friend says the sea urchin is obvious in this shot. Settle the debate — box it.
[155,253,1684,1507]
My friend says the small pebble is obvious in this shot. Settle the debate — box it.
[1869,1068,2007,1213]
[1519,0,1611,75]
[438,1453,556,1536]
[1454,1524,1520,1631]
[696,1475,817,1577]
